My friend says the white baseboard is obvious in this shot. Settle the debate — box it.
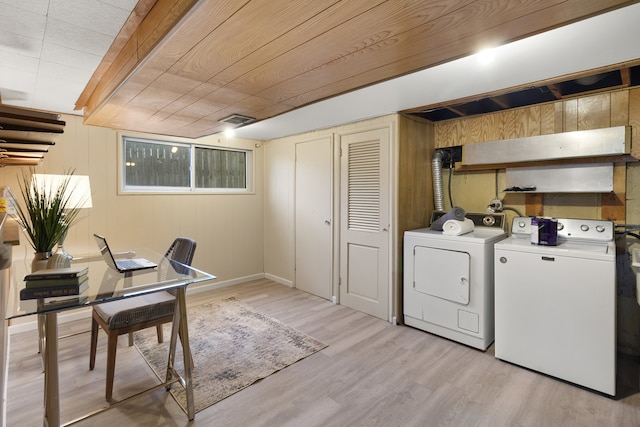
[8,274,273,335]
[264,273,293,287]
[189,273,266,294]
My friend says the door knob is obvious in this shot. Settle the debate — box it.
[325,220,331,225]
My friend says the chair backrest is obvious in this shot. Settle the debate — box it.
[165,237,197,266]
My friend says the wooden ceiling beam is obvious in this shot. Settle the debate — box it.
[445,106,466,117]
[76,0,200,116]
[547,84,563,100]
[490,97,511,109]
[621,67,631,87]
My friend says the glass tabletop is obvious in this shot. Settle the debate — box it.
[6,248,215,319]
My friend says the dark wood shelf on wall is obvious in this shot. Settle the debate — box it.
[0,105,64,166]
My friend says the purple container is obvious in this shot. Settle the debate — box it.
[531,217,558,246]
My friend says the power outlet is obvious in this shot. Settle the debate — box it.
[488,198,503,212]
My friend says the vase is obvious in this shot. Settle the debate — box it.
[31,252,52,272]
[47,249,72,269]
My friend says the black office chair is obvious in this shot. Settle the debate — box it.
[89,238,196,400]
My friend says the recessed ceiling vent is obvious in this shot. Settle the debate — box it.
[219,114,255,126]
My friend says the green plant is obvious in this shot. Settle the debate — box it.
[12,168,87,253]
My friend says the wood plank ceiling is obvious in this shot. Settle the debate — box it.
[76,0,637,139]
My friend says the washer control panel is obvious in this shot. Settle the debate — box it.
[511,217,614,242]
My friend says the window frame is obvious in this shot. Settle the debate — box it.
[118,133,255,195]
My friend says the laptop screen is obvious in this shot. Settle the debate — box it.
[93,234,157,273]
[93,234,119,271]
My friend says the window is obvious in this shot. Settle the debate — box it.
[194,146,246,189]
[121,135,253,193]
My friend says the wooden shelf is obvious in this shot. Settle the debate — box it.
[0,105,64,165]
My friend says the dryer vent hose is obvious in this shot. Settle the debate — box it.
[432,150,444,211]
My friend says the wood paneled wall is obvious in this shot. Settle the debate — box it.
[397,114,433,322]
[434,90,633,144]
[433,88,640,223]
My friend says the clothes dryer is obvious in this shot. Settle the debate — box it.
[403,212,507,350]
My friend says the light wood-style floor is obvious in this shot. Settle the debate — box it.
[6,278,640,426]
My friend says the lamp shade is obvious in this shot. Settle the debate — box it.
[32,174,92,209]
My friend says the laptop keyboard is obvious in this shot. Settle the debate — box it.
[116,259,145,269]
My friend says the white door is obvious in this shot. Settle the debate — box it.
[295,137,333,300]
[339,128,390,320]
[414,246,470,305]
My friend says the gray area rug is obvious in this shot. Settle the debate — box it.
[134,297,327,413]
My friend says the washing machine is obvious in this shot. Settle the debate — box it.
[403,212,507,350]
[494,217,616,395]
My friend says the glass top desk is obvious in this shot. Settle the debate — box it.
[6,248,215,427]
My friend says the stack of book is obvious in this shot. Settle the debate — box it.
[20,266,89,300]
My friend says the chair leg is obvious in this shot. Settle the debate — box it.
[89,317,98,370]
[156,324,164,343]
[105,332,118,401]
[128,323,163,347]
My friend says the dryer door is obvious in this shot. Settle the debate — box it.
[414,246,470,304]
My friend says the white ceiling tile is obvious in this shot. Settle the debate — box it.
[101,0,138,10]
[0,4,47,40]
[45,17,115,56]
[0,0,136,114]
[49,0,132,37]
[0,50,39,72]
[34,74,86,113]
[0,88,31,102]
[0,66,37,93]
[0,30,42,57]
[0,0,48,16]
[41,41,102,72]
[37,59,93,86]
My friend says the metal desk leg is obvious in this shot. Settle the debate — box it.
[37,301,46,372]
[177,287,194,420]
[166,299,180,388]
[43,312,59,426]
[166,287,194,420]
[38,313,45,354]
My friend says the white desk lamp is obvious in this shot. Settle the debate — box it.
[32,174,92,260]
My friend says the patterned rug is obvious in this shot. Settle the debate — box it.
[134,297,327,414]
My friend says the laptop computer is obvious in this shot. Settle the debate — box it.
[93,234,157,273]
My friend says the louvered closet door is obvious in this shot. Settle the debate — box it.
[340,128,390,321]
